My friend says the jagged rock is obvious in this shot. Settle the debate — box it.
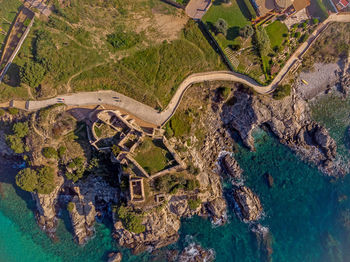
[221,88,339,176]
[233,186,263,221]
[264,173,274,188]
[178,243,215,262]
[252,224,273,262]
[221,154,243,182]
[107,252,122,262]
[32,175,64,239]
[206,197,227,225]
[69,186,96,245]
[113,207,180,254]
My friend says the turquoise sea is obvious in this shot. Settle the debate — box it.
[1,93,350,262]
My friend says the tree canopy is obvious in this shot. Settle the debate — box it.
[16,166,56,194]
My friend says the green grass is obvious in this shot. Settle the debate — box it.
[265,21,288,49]
[0,0,22,45]
[134,138,174,175]
[202,0,251,48]
[71,20,224,109]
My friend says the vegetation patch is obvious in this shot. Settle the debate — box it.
[153,173,199,194]
[134,138,174,174]
[273,84,291,100]
[16,166,56,194]
[116,206,145,234]
[265,21,288,49]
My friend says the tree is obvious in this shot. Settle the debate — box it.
[42,147,58,159]
[12,122,29,138]
[111,144,121,157]
[215,18,228,36]
[188,198,201,210]
[57,146,67,159]
[6,135,25,153]
[239,25,254,38]
[15,166,56,194]
[254,27,271,57]
[117,206,145,234]
[20,61,46,88]
[16,168,38,192]
[273,84,291,100]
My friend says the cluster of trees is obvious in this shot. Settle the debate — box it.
[66,157,86,182]
[153,174,199,194]
[6,121,29,154]
[187,198,201,210]
[254,27,271,57]
[116,206,145,234]
[16,166,56,194]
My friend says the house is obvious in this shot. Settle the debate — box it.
[335,0,350,9]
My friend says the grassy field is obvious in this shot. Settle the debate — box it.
[0,0,225,106]
[202,0,251,48]
[265,21,288,49]
[0,0,22,46]
[134,138,174,174]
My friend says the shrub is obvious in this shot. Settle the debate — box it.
[15,166,55,194]
[117,206,145,234]
[57,146,67,158]
[215,18,228,36]
[273,84,291,100]
[111,144,121,157]
[6,135,25,154]
[0,109,5,116]
[294,31,301,38]
[188,198,201,210]
[67,202,75,213]
[20,61,46,88]
[12,122,29,138]
[42,147,58,159]
[8,108,19,115]
[66,157,85,182]
[239,25,254,38]
[185,179,200,191]
[312,18,319,25]
[107,27,141,50]
[299,33,309,43]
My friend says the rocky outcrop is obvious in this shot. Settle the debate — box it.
[221,88,339,176]
[107,252,122,262]
[220,154,243,183]
[252,224,273,262]
[69,186,96,245]
[233,186,263,222]
[177,243,215,262]
[206,197,227,225]
[114,207,181,254]
[33,175,64,239]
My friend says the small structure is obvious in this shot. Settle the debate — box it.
[129,177,145,202]
[334,0,350,10]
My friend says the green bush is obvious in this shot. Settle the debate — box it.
[0,109,5,116]
[67,202,75,213]
[185,179,200,191]
[299,33,309,43]
[273,84,291,100]
[57,146,67,158]
[15,166,56,194]
[8,108,19,115]
[12,122,29,138]
[117,206,145,234]
[188,198,201,210]
[111,144,121,157]
[294,31,301,38]
[66,157,85,182]
[6,135,25,154]
[239,25,254,38]
[215,18,228,36]
[107,27,141,50]
[42,147,58,159]
[20,61,46,88]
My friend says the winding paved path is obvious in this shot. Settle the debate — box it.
[4,14,350,126]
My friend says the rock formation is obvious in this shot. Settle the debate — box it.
[264,173,274,188]
[107,252,122,262]
[221,87,339,176]
[206,197,227,225]
[220,153,243,183]
[32,175,64,239]
[233,186,263,222]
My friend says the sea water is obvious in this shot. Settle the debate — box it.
[1,94,350,262]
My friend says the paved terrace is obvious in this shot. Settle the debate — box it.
[3,14,350,127]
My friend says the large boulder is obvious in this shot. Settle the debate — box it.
[107,252,122,262]
[220,154,243,183]
[206,197,227,225]
[233,186,263,222]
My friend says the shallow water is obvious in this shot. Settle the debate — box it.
[1,94,350,262]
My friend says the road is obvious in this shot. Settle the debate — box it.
[7,14,350,126]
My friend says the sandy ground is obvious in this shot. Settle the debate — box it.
[296,63,341,100]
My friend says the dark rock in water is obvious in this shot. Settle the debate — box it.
[166,250,179,262]
[206,197,227,225]
[107,252,122,262]
[220,154,243,182]
[264,173,274,188]
[253,224,273,262]
[233,186,263,221]
[178,243,215,262]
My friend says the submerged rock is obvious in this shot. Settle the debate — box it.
[233,186,263,222]
[264,173,274,188]
[178,243,215,262]
[252,224,273,262]
[107,252,122,262]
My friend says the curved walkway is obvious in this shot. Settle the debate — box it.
[7,14,350,127]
